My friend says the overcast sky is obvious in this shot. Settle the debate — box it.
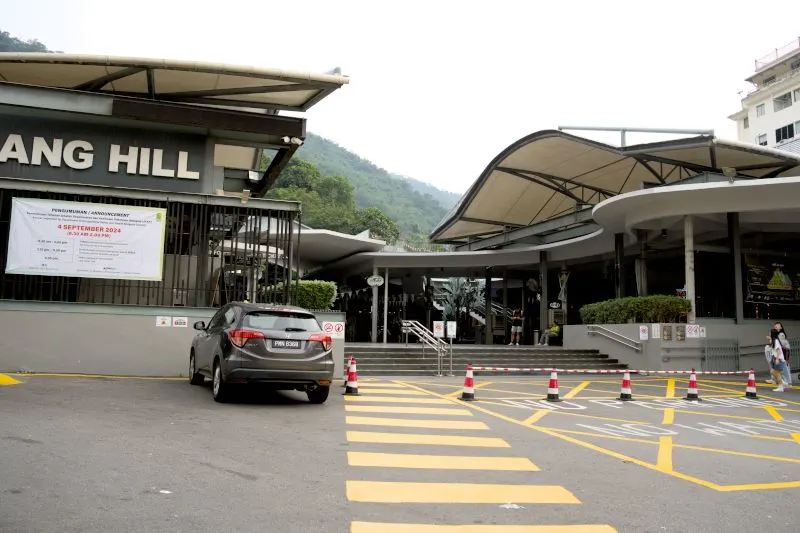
[4,0,800,193]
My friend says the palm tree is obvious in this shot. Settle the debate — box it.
[441,278,481,341]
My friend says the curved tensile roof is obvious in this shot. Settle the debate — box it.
[0,53,349,112]
[430,129,800,244]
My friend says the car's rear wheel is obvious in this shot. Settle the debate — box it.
[189,353,204,385]
[212,361,230,403]
[307,385,330,404]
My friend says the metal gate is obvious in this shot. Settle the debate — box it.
[702,339,740,372]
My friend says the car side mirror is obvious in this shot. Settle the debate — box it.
[193,321,206,331]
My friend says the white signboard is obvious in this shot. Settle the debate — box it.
[686,324,701,338]
[651,323,661,340]
[156,316,171,327]
[638,325,649,341]
[321,321,346,340]
[172,317,188,328]
[433,321,445,338]
[699,326,707,338]
[446,320,457,338]
[5,198,167,281]
[366,275,384,287]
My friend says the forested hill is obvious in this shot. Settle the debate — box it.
[297,133,460,236]
[0,30,52,52]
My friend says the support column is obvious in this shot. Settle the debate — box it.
[614,233,626,299]
[382,268,390,343]
[636,229,648,296]
[502,271,508,342]
[484,267,493,345]
[684,216,697,323]
[539,252,549,333]
[371,265,378,343]
[728,212,744,323]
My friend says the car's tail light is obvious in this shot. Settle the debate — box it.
[228,329,266,348]
[309,333,332,351]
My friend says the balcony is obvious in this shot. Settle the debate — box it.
[755,37,800,71]
[745,63,800,99]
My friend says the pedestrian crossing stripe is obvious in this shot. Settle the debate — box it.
[347,431,510,448]
[347,451,539,471]
[351,523,618,532]
[346,480,581,504]
[344,405,473,416]
[345,416,489,430]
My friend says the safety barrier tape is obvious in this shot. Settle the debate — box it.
[470,367,750,375]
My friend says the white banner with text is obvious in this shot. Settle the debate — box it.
[5,198,167,281]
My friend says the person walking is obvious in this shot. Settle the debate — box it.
[769,327,787,392]
[774,321,792,387]
[509,309,523,346]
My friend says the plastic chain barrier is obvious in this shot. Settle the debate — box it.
[470,367,750,375]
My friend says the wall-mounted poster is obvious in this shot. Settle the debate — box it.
[744,255,800,305]
[5,198,167,281]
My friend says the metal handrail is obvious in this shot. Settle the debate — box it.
[587,325,643,352]
[401,320,453,376]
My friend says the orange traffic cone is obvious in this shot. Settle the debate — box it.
[344,358,360,395]
[618,371,633,401]
[684,369,701,401]
[545,369,562,402]
[342,354,353,387]
[744,369,758,400]
[460,364,476,401]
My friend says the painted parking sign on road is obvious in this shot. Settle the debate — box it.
[322,321,346,339]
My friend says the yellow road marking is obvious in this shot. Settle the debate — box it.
[656,436,674,472]
[346,431,510,448]
[395,379,800,493]
[672,409,768,422]
[577,388,663,399]
[522,410,550,425]
[345,481,580,504]
[7,373,183,381]
[792,433,800,444]
[355,382,408,388]
[764,406,783,421]
[562,381,590,399]
[347,452,539,471]
[351,522,618,532]
[751,435,796,443]
[534,410,651,425]
[345,396,451,404]
[0,373,22,385]
[688,381,800,406]
[662,408,675,425]
[541,427,656,445]
[676,444,800,464]
[352,388,427,395]
[345,416,489,431]
[345,405,473,416]
[666,379,675,398]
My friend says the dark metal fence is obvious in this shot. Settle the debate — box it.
[0,188,299,308]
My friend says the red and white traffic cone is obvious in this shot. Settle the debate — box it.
[344,358,360,396]
[618,371,633,401]
[684,369,701,401]
[744,369,759,400]
[342,355,353,387]
[545,369,562,402]
[460,364,476,401]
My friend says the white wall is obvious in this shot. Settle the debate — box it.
[736,80,800,146]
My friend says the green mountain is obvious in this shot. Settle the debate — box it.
[297,133,458,236]
[0,30,52,53]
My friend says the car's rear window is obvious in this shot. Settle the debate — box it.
[242,311,321,332]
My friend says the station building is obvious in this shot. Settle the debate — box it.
[0,53,348,376]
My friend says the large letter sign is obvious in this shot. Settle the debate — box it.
[5,198,167,281]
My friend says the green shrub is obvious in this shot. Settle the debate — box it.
[579,295,690,324]
[269,280,337,310]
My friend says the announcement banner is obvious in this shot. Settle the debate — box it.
[5,198,167,281]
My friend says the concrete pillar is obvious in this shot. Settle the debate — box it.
[614,233,626,298]
[371,265,378,343]
[727,212,744,323]
[484,267,493,345]
[636,229,648,296]
[684,216,696,323]
[502,271,508,342]
[382,267,390,343]
[539,251,549,333]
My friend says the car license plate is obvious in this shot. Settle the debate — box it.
[272,339,301,349]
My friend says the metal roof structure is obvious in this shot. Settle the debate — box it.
[430,130,800,246]
[0,53,349,112]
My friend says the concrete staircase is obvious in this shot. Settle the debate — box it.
[345,343,627,376]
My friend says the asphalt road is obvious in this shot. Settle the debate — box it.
[1,373,799,533]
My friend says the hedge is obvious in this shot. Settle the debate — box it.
[579,295,691,325]
[267,280,337,310]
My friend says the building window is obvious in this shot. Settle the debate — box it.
[774,92,792,112]
[776,123,795,143]
[792,59,800,72]
[757,133,768,146]
[756,103,766,117]
[795,88,800,103]
[764,75,776,86]
[743,116,749,129]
